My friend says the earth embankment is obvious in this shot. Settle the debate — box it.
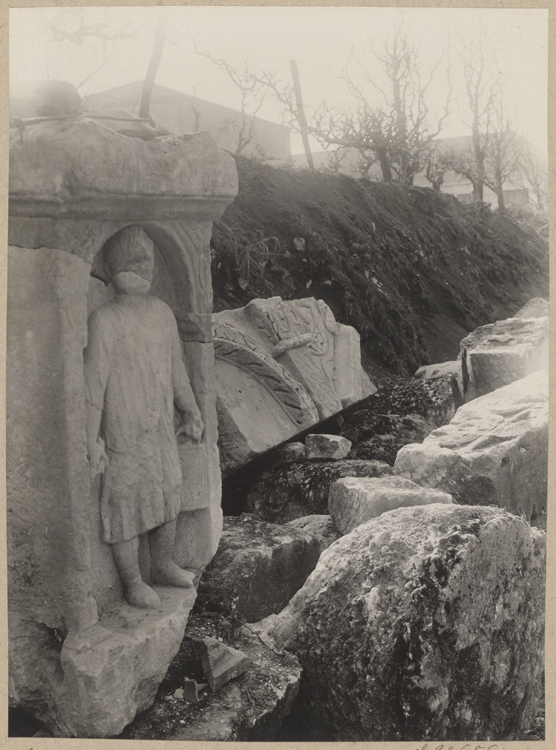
[212,157,548,377]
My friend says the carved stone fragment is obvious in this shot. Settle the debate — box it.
[213,298,376,474]
[8,102,237,736]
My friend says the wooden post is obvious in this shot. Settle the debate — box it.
[290,59,314,170]
[139,13,166,121]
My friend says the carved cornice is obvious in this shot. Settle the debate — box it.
[212,320,319,429]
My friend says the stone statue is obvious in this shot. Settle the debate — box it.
[84,226,204,609]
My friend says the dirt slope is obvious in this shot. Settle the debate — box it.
[211,157,548,377]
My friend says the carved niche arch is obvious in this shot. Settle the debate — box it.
[87,221,213,345]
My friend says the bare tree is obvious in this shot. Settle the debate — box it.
[325,25,451,184]
[308,102,398,181]
[456,26,503,201]
[45,8,138,94]
[188,43,269,155]
[423,145,452,192]
[371,27,451,183]
[45,8,169,121]
[481,100,524,213]
[46,8,133,47]
[443,144,485,202]
[513,143,548,212]
[191,25,450,183]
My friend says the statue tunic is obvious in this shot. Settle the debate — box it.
[85,295,193,543]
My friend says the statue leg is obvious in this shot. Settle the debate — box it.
[150,519,195,588]
[112,536,161,609]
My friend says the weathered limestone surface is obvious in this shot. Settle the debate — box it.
[123,613,302,741]
[9,118,237,212]
[7,246,96,634]
[285,515,341,553]
[266,505,545,741]
[306,433,352,460]
[244,459,393,524]
[414,360,461,381]
[10,587,196,737]
[8,109,237,736]
[196,515,322,621]
[460,316,548,401]
[514,297,549,319]
[394,370,548,520]
[329,476,452,534]
[213,298,376,474]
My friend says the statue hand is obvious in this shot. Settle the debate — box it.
[89,437,109,480]
[176,412,204,444]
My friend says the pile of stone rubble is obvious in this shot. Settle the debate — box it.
[127,297,548,741]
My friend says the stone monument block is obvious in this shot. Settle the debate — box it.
[394,370,548,521]
[212,298,376,474]
[459,316,548,402]
[8,103,237,736]
[264,505,545,741]
[328,475,453,534]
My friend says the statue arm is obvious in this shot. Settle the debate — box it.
[170,318,204,442]
[86,402,107,476]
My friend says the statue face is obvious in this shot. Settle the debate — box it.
[113,271,152,295]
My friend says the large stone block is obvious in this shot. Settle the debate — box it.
[7,246,96,633]
[8,108,237,736]
[213,298,376,474]
[244,459,393,524]
[394,370,548,521]
[267,505,545,741]
[9,118,237,213]
[10,587,195,737]
[460,316,548,401]
[196,515,322,621]
[329,476,452,534]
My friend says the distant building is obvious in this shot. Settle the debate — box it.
[293,135,537,207]
[83,81,291,160]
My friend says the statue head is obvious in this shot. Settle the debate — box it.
[103,226,155,293]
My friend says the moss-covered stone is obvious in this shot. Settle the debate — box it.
[268,504,545,741]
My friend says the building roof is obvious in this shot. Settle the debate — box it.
[85,81,289,133]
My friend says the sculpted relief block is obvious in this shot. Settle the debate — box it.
[213,297,376,474]
[246,297,343,418]
[8,109,237,736]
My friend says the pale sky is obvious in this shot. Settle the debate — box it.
[9,6,548,157]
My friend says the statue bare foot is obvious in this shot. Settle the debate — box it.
[125,580,161,609]
[151,561,195,588]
